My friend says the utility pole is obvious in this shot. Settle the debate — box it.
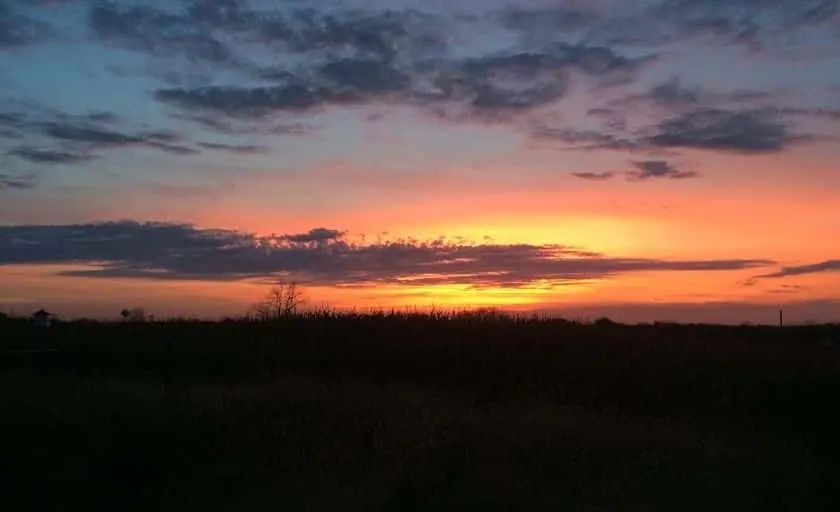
[779,307,784,328]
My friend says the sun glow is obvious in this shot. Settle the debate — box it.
[367,281,591,309]
[390,216,665,257]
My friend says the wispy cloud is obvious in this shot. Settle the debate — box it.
[37,120,199,155]
[6,0,831,161]
[0,104,282,165]
[490,0,839,53]
[196,141,268,154]
[88,1,242,67]
[767,284,807,294]
[570,160,697,182]
[8,146,94,164]
[759,260,840,278]
[647,108,808,153]
[154,42,654,122]
[651,0,839,50]
[571,172,616,181]
[532,126,643,152]
[538,108,809,154]
[0,172,35,190]
[627,160,698,180]
[0,0,50,49]
[0,105,206,164]
[85,0,651,127]
[279,228,347,244]
[609,77,774,111]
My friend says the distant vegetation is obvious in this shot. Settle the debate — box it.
[2,311,840,510]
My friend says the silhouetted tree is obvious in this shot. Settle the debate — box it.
[594,317,616,327]
[252,282,304,320]
[129,308,146,322]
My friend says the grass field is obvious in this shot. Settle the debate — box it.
[2,312,839,510]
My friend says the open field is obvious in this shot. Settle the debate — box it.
[2,313,840,511]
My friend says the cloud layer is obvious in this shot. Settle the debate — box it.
[0,100,285,168]
[760,260,840,278]
[571,160,698,181]
[1,0,837,178]
[151,42,653,122]
[0,172,34,190]
[648,109,805,153]
[0,221,775,287]
[0,0,50,49]
[538,108,811,155]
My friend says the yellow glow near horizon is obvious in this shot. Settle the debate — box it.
[332,281,593,309]
[382,216,665,257]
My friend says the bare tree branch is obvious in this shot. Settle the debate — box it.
[251,282,304,320]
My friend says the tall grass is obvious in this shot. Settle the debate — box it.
[2,312,839,510]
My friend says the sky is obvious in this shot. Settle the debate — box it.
[1,0,840,323]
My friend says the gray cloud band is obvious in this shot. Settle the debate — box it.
[0,221,775,287]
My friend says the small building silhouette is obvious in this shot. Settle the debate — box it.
[31,308,52,328]
[121,307,146,322]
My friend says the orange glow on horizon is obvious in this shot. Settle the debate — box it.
[2,262,839,320]
[3,150,839,321]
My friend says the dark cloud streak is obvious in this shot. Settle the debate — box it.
[569,161,697,182]
[0,0,50,49]
[0,172,35,190]
[571,172,616,181]
[80,1,658,131]
[254,7,445,60]
[532,126,643,152]
[498,4,601,34]
[655,0,839,46]
[759,260,840,278]
[0,107,210,164]
[648,109,806,153]
[627,160,698,180]
[88,1,238,65]
[8,146,94,164]
[540,108,809,155]
[196,141,268,154]
[0,221,775,287]
[149,8,654,120]
[155,84,331,117]
[501,0,840,51]
[37,119,203,158]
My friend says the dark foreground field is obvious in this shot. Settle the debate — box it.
[2,313,840,511]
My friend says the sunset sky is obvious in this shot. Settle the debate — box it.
[2,0,840,323]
